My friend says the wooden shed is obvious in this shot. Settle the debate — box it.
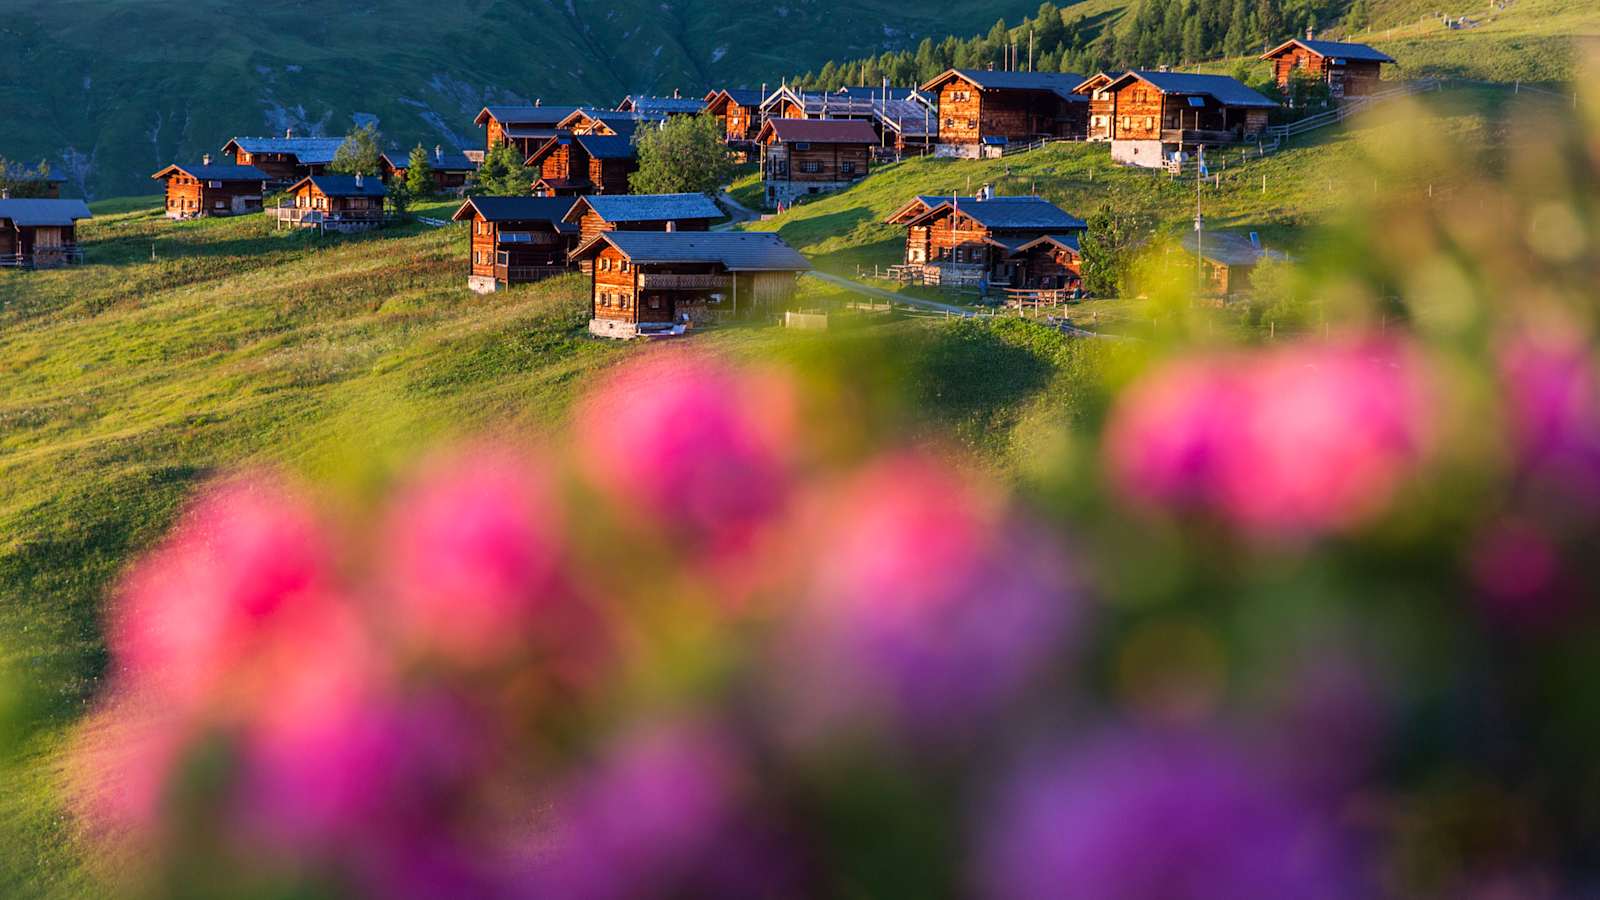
[920,69,1089,157]
[379,146,477,193]
[1260,35,1396,101]
[562,193,723,272]
[704,88,766,146]
[273,174,388,233]
[1101,70,1278,168]
[571,231,811,339]
[452,196,578,293]
[0,198,92,268]
[888,194,1087,292]
[755,118,877,208]
[1180,230,1290,297]
[151,158,267,219]
[221,132,343,186]
[526,133,639,196]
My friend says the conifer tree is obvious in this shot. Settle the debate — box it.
[404,145,435,198]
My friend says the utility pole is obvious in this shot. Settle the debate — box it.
[1029,29,1035,72]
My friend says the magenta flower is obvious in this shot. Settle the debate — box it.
[784,454,1083,738]
[522,723,774,900]
[1468,518,1575,629]
[574,351,793,552]
[1498,330,1600,505]
[109,474,332,708]
[978,729,1353,900]
[1106,338,1433,538]
[384,443,569,662]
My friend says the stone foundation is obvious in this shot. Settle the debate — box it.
[467,275,501,295]
[589,318,640,340]
[765,180,855,208]
[1111,139,1171,168]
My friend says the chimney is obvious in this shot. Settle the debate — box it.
[673,88,681,99]
[202,153,212,165]
[1306,26,1315,40]
[666,220,677,232]
[436,144,443,161]
[355,172,363,187]
[1,189,9,200]
[535,98,542,107]
[285,127,294,139]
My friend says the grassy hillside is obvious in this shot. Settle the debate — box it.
[0,189,1116,896]
[0,0,1037,199]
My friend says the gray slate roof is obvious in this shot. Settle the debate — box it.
[224,136,345,164]
[1181,231,1291,266]
[622,96,708,115]
[581,231,811,272]
[153,163,268,182]
[717,88,766,106]
[0,198,92,226]
[938,70,1089,102]
[927,196,1086,231]
[300,175,387,198]
[574,134,637,160]
[454,196,578,231]
[570,193,723,224]
[1118,70,1280,108]
[837,86,920,101]
[1277,39,1396,63]
[382,149,477,172]
[478,105,580,127]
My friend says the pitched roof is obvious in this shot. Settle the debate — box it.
[619,95,707,116]
[1108,70,1280,108]
[757,118,880,145]
[716,88,766,107]
[475,105,580,127]
[574,134,637,160]
[911,196,1086,231]
[572,231,811,272]
[222,136,345,164]
[1262,38,1396,63]
[451,196,578,228]
[1012,233,1082,254]
[502,125,565,141]
[885,195,980,224]
[1072,72,1119,94]
[380,148,477,172]
[1180,231,1291,266]
[566,193,723,224]
[836,86,921,101]
[151,162,268,182]
[922,69,1090,102]
[292,175,387,198]
[0,198,92,226]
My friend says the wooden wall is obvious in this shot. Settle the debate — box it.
[592,245,640,323]
[1110,83,1166,140]
[767,142,871,182]
[938,80,983,145]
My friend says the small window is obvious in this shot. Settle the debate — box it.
[966,119,976,128]
[794,141,811,151]
[944,118,954,128]
[620,260,631,272]
[649,297,661,309]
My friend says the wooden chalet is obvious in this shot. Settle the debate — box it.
[150,157,267,219]
[526,133,638,196]
[1073,73,1118,142]
[1101,70,1278,168]
[379,146,477,192]
[1260,34,1396,101]
[556,108,651,138]
[704,89,766,145]
[474,105,580,156]
[755,118,877,208]
[273,174,388,233]
[452,196,578,293]
[1180,231,1290,297]
[571,231,810,339]
[615,94,706,118]
[221,131,343,186]
[920,69,1089,157]
[562,193,723,273]
[758,85,934,154]
[886,194,1088,294]
[0,197,92,268]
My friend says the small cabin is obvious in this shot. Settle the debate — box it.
[151,159,267,219]
[562,193,722,273]
[756,86,933,154]
[273,174,388,233]
[1073,73,1118,142]
[526,134,638,197]
[704,89,766,146]
[556,108,651,139]
[474,105,580,156]
[221,132,343,186]
[571,231,811,339]
[920,69,1089,157]
[0,197,92,268]
[379,146,477,193]
[1102,70,1278,168]
[886,194,1087,293]
[1260,36,1396,101]
[1180,231,1290,297]
[755,118,877,208]
[451,196,579,293]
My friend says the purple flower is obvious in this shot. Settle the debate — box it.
[1499,330,1600,505]
[978,729,1354,900]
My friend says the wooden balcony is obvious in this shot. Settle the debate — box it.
[270,206,388,231]
[637,273,730,291]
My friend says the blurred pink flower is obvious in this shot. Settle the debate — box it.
[785,454,1083,737]
[1498,330,1600,505]
[573,351,794,553]
[68,691,190,840]
[978,728,1353,900]
[109,474,332,708]
[1468,519,1575,629]
[1106,338,1433,538]
[523,723,776,900]
[384,444,569,662]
